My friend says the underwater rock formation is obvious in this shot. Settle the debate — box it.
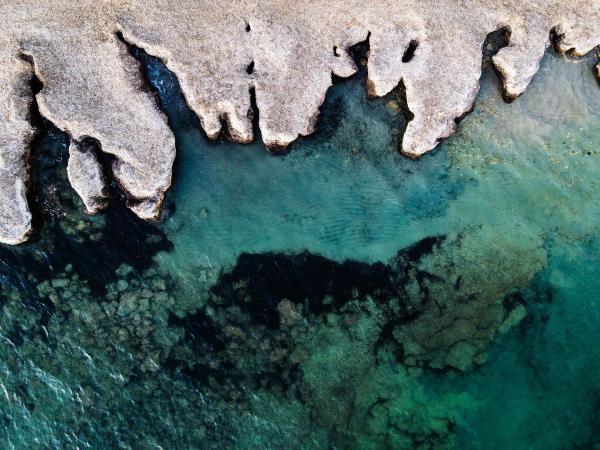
[0,0,599,244]
[167,227,546,402]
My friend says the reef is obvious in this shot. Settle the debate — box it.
[0,220,546,448]
[167,226,546,400]
[0,0,599,244]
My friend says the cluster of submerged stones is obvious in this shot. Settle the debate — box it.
[36,263,182,374]
[163,227,546,429]
[0,221,546,448]
[29,126,107,245]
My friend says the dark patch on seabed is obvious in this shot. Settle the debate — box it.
[155,226,548,450]
[166,235,450,393]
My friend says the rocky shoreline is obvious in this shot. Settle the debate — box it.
[0,0,599,244]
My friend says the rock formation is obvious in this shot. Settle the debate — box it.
[0,0,599,244]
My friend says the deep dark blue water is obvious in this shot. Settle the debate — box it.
[0,45,599,449]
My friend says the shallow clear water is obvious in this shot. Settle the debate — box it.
[0,47,599,449]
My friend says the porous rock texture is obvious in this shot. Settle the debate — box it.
[0,1,599,244]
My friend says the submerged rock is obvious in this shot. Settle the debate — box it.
[154,228,546,446]
[0,0,598,243]
[167,227,546,409]
[391,226,547,370]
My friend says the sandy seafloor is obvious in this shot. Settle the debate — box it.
[0,43,599,449]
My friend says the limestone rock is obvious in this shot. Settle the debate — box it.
[67,140,109,214]
[0,46,34,245]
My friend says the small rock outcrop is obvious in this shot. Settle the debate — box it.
[0,0,599,244]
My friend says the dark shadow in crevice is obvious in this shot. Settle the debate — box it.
[482,27,511,63]
[19,56,63,237]
[483,26,518,104]
[332,35,370,87]
[117,33,211,225]
[278,38,374,148]
[18,53,44,129]
[118,31,257,153]
[287,35,413,153]
[249,86,261,140]
[548,25,583,59]
[402,40,419,63]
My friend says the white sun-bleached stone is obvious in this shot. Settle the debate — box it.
[0,0,599,244]
[67,140,109,215]
[0,45,34,244]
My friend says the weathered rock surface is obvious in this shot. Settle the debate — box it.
[0,0,599,244]
[0,45,34,244]
[67,140,109,214]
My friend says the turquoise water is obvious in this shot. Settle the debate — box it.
[0,45,599,449]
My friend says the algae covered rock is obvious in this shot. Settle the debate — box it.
[391,226,547,370]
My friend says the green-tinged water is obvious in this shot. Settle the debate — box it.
[0,46,599,449]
